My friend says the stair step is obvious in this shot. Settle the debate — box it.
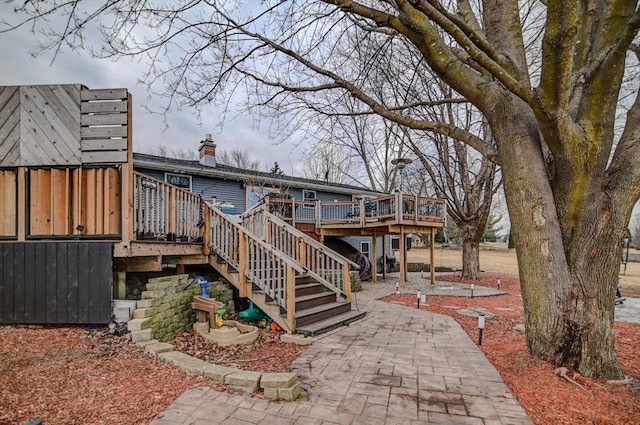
[295,292,336,310]
[295,283,324,297]
[294,301,352,327]
[296,310,366,336]
[295,275,317,285]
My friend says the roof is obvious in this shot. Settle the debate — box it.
[133,152,385,196]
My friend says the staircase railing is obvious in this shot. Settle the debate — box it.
[242,203,358,302]
[208,202,303,330]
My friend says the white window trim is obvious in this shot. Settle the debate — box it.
[164,172,192,191]
[360,241,371,259]
[302,189,317,202]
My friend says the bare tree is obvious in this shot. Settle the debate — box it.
[5,0,639,379]
[216,148,261,170]
[301,142,358,185]
[146,144,197,160]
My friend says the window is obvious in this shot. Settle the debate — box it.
[303,189,316,201]
[360,241,371,259]
[391,236,400,250]
[246,185,279,209]
[164,173,192,191]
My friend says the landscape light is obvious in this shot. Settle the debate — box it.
[395,282,400,295]
[497,278,501,290]
[417,290,421,308]
[470,283,475,298]
[478,313,485,345]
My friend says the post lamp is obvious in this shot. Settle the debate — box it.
[470,283,475,298]
[391,157,413,192]
[417,290,421,309]
[497,278,501,290]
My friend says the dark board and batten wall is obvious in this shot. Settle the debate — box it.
[0,242,113,324]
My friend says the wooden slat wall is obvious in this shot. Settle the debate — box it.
[81,88,129,164]
[0,87,21,166]
[28,167,121,237]
[0,169,17,237]
[0,242,113,324]
[19,85,82,166]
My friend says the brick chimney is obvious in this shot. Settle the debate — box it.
[199,134,216,167]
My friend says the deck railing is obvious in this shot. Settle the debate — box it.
[263,192,446,226]
[209,202,303,329]
[133,172,202,241]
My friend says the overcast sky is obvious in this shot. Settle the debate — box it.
[0,4,306,175]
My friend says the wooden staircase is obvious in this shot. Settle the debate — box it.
[293,275,364,335]
[206,202,364,335]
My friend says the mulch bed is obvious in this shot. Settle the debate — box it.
[385,273,640,425]
[2,274,638,425]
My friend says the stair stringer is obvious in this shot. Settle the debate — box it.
[207,255,291,333]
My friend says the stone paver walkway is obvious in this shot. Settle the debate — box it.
[151,276,533,425]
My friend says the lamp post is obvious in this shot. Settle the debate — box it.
[391,157,413,192]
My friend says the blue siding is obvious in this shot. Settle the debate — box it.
[135,167,356,216]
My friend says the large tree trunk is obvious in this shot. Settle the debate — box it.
[460,224,481,280]
[488,97,624,379]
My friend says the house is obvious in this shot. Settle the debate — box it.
[0,84,445,336]
[132,135,392,271]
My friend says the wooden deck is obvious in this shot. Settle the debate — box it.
[0,84,446,332]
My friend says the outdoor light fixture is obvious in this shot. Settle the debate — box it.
[420,293,427,304]
[497,278,501,290]
[470,283,475,298]
[391,157,413,192]
[396,282,400,295]
[417,290,421,309]
[478,313,486,345]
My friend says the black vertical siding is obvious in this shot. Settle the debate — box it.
[0,242,113,324]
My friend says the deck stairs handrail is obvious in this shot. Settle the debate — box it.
[207,202,304,330]
[242,203,357,302]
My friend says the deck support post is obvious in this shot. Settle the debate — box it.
[430,227,435,285]
[382,235,387,279]
[286,265,296,332]
[113,271,126,299]
[372,232,377,284]
[399,227,406,286]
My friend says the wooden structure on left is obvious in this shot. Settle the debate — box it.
[0,85,132,324]
[0,84,445,335]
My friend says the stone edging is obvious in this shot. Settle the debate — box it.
[136,339,308,401]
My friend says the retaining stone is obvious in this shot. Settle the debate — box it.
[135,339,159,347]
[137,298,161,309]
[142,289,165,299]
[158,351,208,375]
[145,342,174,356]
[263,387,279,399]
[156,303,170,313]
[128,317,152,331]
[146,280,174,291]
[225,370,262,393]
[133,307,156,318]
[113,306,132,321]
[203,364,237,383]
[131,328,153,343]
[277,382,304,401]
[281,333,315,346]
[260,373,298,389]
